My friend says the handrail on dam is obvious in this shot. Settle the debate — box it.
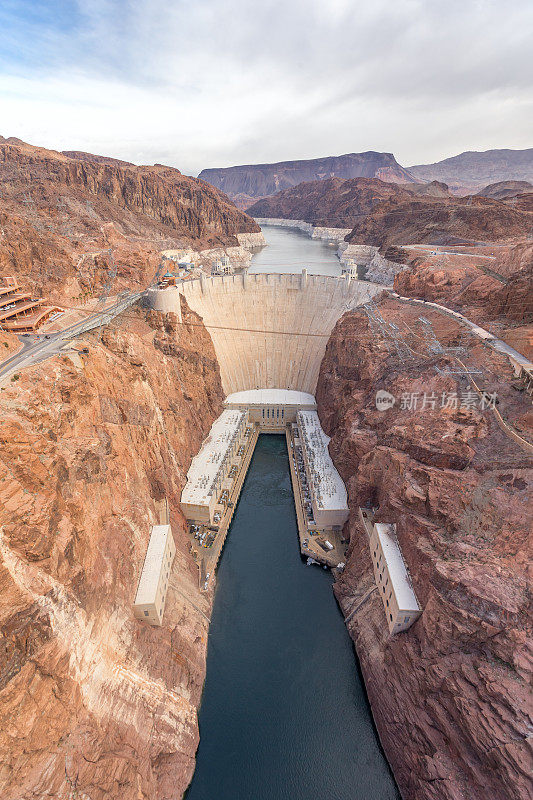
[178,270,379,293]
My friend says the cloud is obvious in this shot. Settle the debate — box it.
[0,0,531,174]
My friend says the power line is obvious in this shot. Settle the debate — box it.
[17,298,337,338]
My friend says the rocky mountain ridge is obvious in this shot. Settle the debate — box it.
[198,151,418,207]
[0,137,259,302]
[345,193,532,249]
[248,175,533,250]
[248,176,414,227]
[200,147,533,206]
[408,148,533,194]
[476,180,533,199]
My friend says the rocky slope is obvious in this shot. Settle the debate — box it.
[316,297,532,800]
[0,330,20,358]
[247,176,532,253]
[61,150,135,167]
[0,300,224,800]
[394,247,533,323]
[476,180,533,200]
[248,176,413,227]
[409,149,533,194]
[198,152,418,207]
[345,194,532,249]
[0,137,259,303]
[392,240,533,358]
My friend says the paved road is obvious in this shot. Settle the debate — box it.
[0,292,141,382]
[389,291,532,372]
[402,244,497,260]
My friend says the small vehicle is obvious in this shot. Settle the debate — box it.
[44,334,50,339]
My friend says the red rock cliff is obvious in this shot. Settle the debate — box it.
[0,137,259,301]
[0,300,224,799]
[316,297,532,800]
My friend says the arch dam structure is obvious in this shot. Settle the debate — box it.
[149,272,382,395]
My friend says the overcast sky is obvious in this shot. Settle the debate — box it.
[1,0,531,176]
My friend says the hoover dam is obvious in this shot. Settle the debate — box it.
[150,270,382,394]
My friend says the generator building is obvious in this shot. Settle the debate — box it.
[296,409,349,532]
[180,409,250,525]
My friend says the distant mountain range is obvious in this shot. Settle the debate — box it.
[247,175,533,249]
[198,152,417,208]
[199,148,533,206]
[408,148,533,193]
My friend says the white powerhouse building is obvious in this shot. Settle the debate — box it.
[134,524,176,626]
[369,522,421,634]
[297,410,349,531]
[225,389,317,431]
[180,409,249,524]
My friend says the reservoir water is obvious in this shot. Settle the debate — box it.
[185,436,399,800]
[248,224,343,276]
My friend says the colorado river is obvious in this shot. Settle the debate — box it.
[248,224,343,275]
[185,436,399,800]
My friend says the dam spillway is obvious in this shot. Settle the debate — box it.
[178,272,381,395]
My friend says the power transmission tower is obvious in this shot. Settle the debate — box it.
[416,316,466,356]
[363,300,413,359]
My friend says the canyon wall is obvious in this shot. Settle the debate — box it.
[316,298,532,800]
[345,194,532,249]
[0,137,259,302]
[253,217,351,244]
[248,173,533,252]
[249,177,413,227]
[0,301,224,800]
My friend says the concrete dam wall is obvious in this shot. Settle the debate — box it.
[174,272,381,395]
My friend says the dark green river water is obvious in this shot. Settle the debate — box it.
[185,435,399,800]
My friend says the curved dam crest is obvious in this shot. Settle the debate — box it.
[161,272,382,395]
